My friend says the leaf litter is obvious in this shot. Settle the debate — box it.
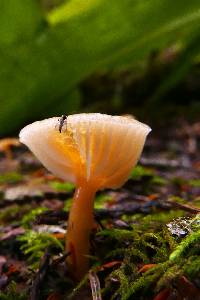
[0,123,200,299]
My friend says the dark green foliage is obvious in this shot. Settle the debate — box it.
[0,1,44,45]
[149,30,200,106]
[1,1,200,135]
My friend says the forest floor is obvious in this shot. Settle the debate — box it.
[0,120,200,300]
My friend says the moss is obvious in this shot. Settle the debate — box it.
[169,230,200,262]
[111,268,130,300]
[64,193,113,211]
[98,228,134,241]
[129,210,186,232]
[155,264,183,292]
[143,209,185,223]
[68,273,89,299]
[63,197,73,211]
[121,262,170,300]
[171,177,187,187]
[151,175,167,186]
[190,214,200,231]
[49,180,75,192]
[94,193,113,209]
[169,195,187,204]
[18,230,64,269]
[129,165,167,187]
[21,207,48,228]
[97,211,200,299]
[142,232,169,262]
[189,179,200,188]
[0,172,23,184]
[106,248,128,259]
[162,227,177,251]
[0,205,21,224]
[127,247,149,264]
[192,197,200,207]
[107,247,149,264]
[183,255,200,279]
[0,281,27,300]
[0,204,31,224]
[129,165,155,180]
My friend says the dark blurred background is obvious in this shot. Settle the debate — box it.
[0,0,200,137]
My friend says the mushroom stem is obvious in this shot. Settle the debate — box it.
[66,184,97,280]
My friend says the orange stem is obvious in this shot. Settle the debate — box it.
[66,184,97,280]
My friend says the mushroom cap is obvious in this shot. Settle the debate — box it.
[19,113,151,189]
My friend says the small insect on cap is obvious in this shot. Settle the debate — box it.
[19,114,151,189]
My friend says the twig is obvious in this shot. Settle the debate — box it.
[35,198,200,226]
[0,191,71,208]
[51,252,71,267]
[140,157,191,169]
[167,200,200,214]
[30,249,51,300]
[35,210,68,225]
[89,271,102,300]
[35,204,154,225]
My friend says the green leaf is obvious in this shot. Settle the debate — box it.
[0,0,45,45]
[1,0,200,135]
[149,29,200,105]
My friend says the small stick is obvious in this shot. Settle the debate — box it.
[34,204,159,225]
[30,250,51,300]
[51,251,71,267]
[167,200,200,214]
[1,191,71,208]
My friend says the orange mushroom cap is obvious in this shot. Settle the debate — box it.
[19,113,151,189]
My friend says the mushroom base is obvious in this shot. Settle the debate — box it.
[66,184,97,280]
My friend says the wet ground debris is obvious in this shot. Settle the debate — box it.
[0,126,200,299]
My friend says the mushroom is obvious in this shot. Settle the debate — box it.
[19,113,151,280]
